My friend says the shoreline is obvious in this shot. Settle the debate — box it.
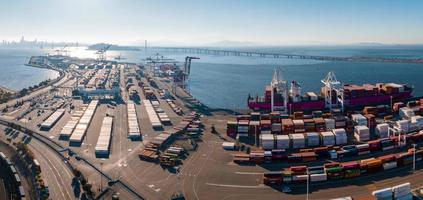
[0,63,61,92]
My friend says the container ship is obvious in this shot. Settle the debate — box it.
[248,70,413,112]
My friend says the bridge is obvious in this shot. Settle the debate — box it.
[148,47,423,64]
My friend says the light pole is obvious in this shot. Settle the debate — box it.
[306,168,309,200]
[390,96,393,112]
[100,162,103,193]
[413,144,417,171]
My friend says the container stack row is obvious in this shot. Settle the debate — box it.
[40,109,65,130]
[142,100,162,129]
[260,128,348,150]
[95,116,113,155]
[60,108,86,139]
[69,100,98,143]
[234,130,423,165]
[127,101,141,140]
[372,183,411,200]
[262,147,421,186]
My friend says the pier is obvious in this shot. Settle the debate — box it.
[149,47,423,64]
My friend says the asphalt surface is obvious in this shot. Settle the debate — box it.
[1,63,423,200]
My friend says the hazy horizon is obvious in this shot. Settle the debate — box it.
[1,0,423,46]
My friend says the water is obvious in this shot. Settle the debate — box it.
[1,46,422,109]
[0,48,60,91]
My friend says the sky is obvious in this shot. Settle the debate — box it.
[1,0,423,46]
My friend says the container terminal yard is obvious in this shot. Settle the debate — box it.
[0,52,423,200]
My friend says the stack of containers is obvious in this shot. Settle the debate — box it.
[282,119,294,134]
[305,132,320,147]
[411,116,423,129]
[395,120,409,133]
[95,116,113,155]
[354,126,370,142]
[380,139,395,151]
[312,111,323,118]
[157,110,171,124]
[334,116,347,128]
[275,135,290,149]
[249,113,261,138]
[270,112,281,124]
[142,100,162,129]
[379,154,397,170]
[325,163,344,180]
[324,118,336,131]
[351,114,367,126]
[356,144,370,155]
[372,188,393,200]
[70,100,98,143]
[362,158,383,173]
[289,133,305,149]
[250,112,261,121]
[365,114,376,128]
[293,112,304,119]
[249,121,260,138]
[290,166,308,184]
[309,166,327,182]
[342,161,361,178]
[237,120,250,137]
[314,118,326,132]
[271,122,282,134]
[399,107,415,120]
[260,134,275,150]
[226,121,238,138]
[293,120,305,133]
[260,118,271,133]
[332,128,347,145]
[320,131,335,146]
[60,109,85,139]
[376,123,389,138]
[392,183,411,200]
[127,101,141,139]
[40,109,66,130]
[304,119,315,132]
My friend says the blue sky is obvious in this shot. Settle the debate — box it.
[1,0,422,45]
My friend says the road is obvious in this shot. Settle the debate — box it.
[0,124,77,200]
[0,70,70,110]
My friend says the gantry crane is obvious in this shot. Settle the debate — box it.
[96,44,112,60]
[321,71,344,113]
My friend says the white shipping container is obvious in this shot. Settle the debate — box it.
[276,135,290,149]
[40,109,65,129]
[290,134,305,149]
[222,142,235,150]
[260,134,275,150]
[306,132,320,147]
[292,175,308,181]
[372,187,392,199]
[320,131,335,146]
[310,173,327,182]
[392,183,411,198]
[324,119,335,130]
[354,126,370,142]
[383,161,397,170]
[376,123,389,138]
[332,128,347,145]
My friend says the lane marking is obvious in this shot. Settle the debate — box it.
[206,183,266,189]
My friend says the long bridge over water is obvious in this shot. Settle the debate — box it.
[148,47,423,64]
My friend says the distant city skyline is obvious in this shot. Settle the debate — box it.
[1,0,423,46]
